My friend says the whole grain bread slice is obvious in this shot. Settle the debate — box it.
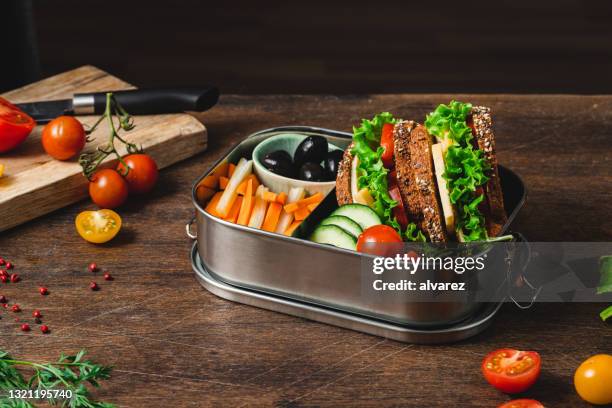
[471,106,507,237]
[393,121,422,226]
[335,144,354,206]
[405,123,448,242]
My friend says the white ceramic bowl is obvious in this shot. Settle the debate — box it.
[252,133,342,196]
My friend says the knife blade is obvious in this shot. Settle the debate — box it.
[16,87,220,124]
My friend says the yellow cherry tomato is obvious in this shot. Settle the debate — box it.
[574,354,612,405]
[75,209,122,244]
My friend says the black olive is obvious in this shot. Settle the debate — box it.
[298,162,326,182]
[324,150,344,179]
[294,136,328,168]
[262,150,294,178]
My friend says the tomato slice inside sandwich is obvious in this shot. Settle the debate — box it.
[380,122,395,169]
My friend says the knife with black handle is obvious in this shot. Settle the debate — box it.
[16,86,220,123]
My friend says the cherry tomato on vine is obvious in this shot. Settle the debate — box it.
[0,97,36,153]
[498,399,544,408]
[75,209,122,244]
[41,116,86,160]
[89,169,129,209]
[482,349,541,394]
[356,224,403,256]
[116,154,159,194]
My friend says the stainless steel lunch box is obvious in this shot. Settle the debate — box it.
[188,126,526,327]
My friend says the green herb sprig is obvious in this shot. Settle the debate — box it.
[598,256,612,322]
[78,93,140,180]
[0,350,114,408]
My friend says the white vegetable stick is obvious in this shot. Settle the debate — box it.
[216,158,252,217]
[274,187,306,234]
[248,185,269,229]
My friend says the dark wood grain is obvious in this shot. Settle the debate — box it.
[0,94,610,407]
[24,1,612,94]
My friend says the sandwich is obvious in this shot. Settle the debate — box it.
[335,101,507,242]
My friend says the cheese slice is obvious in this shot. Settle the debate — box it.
[431,143,455,235]
[355,188,374,207]
[350,156,376,207]
[440,137,453,155]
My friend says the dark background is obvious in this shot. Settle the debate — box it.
[3,0,612,94]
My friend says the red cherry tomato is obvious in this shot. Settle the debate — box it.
[356,224,403,256]
[41,116,86,160]
[117,154,159,194]
[0,97,36,153]
[380,123,394,168]
[482,349,541,394]
[498,399,544,408]
[89,169,129,209]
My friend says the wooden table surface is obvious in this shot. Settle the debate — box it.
[0,94,610,407]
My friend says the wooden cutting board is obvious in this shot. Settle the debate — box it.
[0,65,207,232]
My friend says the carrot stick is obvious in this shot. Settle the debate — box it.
[213,161,229,178]
[228,163,236,177]
[198,175,218,189]
[293,206,310,221]
[296,192,324,207]
[196,185,216,204]
[219,176,229,190]
[237,180,254,225]
[224,196,243,223]
[216,158,252,218]
[205,192,224,217]
[283,192,324,212]
[284,220,302,236]
[275,187,305,234]
[307,202,319,212]
[262,202,282,232]
[283,202,300,213]
[237,175,260,195]
[276,192,288,205]
[249,174,260,191]
[263,191,278,202]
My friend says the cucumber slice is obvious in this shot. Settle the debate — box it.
[331,204,381,230]
[310,225,357,250]
[320,215,362,238]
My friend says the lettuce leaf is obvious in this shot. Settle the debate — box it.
[353,111,396,148]
[425,101,490,242]
[424,101,473,144]
[351,112,423,240]
[351,113,396,226]
[405,223,426,242]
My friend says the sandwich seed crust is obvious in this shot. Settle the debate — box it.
[393,120,421,226]
[471,106,508,237]
[335,143,354,206]
[395,121,448,243]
